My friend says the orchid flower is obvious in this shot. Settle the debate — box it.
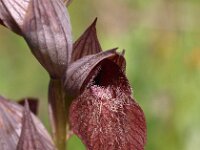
[0,0,146,150]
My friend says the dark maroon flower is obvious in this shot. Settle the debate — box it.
[64,19,147,150]
[0,0,147,149]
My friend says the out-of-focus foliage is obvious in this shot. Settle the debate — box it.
[0,0,200,149]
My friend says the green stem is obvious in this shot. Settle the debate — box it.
[48,79,68,150]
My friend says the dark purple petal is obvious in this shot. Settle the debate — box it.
[17,101,56,150]
[21,0,72,78]
[69,60,146,150]
[64,48,127,97]
[18,98,38,115]
[72,18,102,62]
[0,96,54,149]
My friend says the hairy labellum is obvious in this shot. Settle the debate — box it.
[69,60,146,150]
[70,86,146,150]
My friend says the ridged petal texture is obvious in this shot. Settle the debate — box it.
[0,96,55,150]
[69,60,146,150]
[0,0,30,34]
[0,0,72,78]
[17,101,56,150]
[22,0,72,78]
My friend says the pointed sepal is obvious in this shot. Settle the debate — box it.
[72,18,102,62]
[17,101,56,150]
[0,96,55,150]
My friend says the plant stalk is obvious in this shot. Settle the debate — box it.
[48,79,68,150]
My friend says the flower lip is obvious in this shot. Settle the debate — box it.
[69,60,146,150]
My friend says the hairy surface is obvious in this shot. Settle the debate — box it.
[70,85,146,150]
[69,61,146,150]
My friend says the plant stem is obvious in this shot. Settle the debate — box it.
[48,79,68,150]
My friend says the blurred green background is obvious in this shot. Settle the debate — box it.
[0,0,200,149]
